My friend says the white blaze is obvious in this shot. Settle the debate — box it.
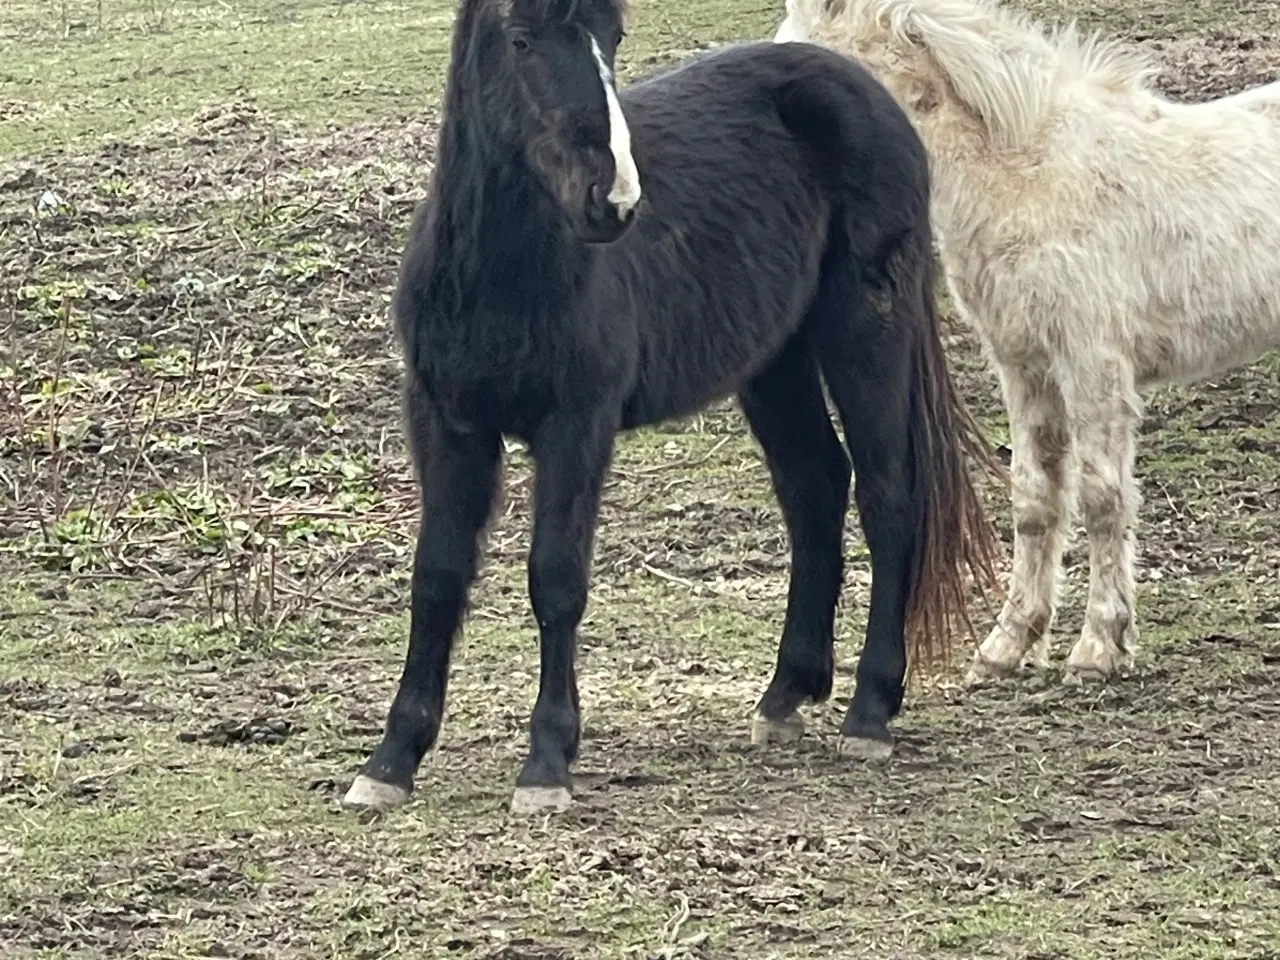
[589,35,642,214]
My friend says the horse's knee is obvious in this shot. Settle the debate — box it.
[1011,438,1065,492]
[1077,460,1131,530]
[1011,484,1062,536]
[528,550,588,631]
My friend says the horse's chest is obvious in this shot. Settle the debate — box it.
[940,242,1045,356]
[412,323,558,438]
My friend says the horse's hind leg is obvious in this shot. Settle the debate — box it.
[344,382,502,812]
[812,303,915,760]
[738,337,852,745]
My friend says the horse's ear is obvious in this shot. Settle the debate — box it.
[824,0,848,14]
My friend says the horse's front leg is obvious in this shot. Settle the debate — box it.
[968,356,1073,680]
[344,387,502,812]
[1062,361,1142,681]
[512,407,618,814]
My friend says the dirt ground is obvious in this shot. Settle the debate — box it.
[3,1,1280,957]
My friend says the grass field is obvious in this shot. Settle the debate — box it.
[4,0,1280,957]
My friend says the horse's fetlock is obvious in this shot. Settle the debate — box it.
[781,649,834,702]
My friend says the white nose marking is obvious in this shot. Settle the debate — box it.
[589,35,641,215]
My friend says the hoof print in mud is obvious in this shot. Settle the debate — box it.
[188,715,299,747]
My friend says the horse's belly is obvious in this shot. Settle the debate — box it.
[1139,317,1280,388]
[1130,264,1280,386]
[622,280,813,427]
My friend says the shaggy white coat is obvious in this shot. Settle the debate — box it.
[773,0,1280,680]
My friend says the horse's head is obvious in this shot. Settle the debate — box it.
[471,0,641,244]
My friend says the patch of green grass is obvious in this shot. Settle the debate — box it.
[6,0,1278,158]
[0,0,787,157]
[6,0,1280,956]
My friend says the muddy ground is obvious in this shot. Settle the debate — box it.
[2,1,1280,957]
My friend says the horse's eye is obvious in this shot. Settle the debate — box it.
[615,28,626,46]
[511,34,530,52]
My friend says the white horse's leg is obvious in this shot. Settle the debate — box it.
[1063,363,1142,681]
[969,360,1072,680]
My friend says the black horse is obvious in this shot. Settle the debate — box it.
[343,0,1002,814]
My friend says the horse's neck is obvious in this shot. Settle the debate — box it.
[917,122,1000,249]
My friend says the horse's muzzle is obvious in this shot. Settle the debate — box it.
[577,181,636,244]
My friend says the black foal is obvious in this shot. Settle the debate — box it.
[343,0,1001,814]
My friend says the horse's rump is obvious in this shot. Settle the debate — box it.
[610,41,931,422]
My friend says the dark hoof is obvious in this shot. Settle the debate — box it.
[342,774,411,812]
[510,785,573,814]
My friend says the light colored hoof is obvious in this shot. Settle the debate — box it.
[1065,641,1135,683]
[837,735,894,761]
[965,651,1016,685]
[1063,662,1115,684]
[510,786,573,815]
[342,774,410,812]
[750,710,805,745]
[970,618,1040,683]
[1018,640,1052,672]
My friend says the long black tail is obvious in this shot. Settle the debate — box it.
[902,253,1005,672]
[776,46,1007,672]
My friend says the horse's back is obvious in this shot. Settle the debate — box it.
[623,41,926,198]
[622,41,929,265]
[606,41,931,426]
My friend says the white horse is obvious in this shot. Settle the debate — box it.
[773,0,1280,682]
